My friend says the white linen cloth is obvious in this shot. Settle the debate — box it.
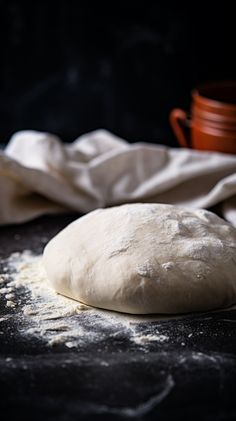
[1,129,236,226]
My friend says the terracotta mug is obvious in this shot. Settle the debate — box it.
[170,81,236,154]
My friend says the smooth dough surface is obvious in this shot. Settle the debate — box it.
[43,203,236,314]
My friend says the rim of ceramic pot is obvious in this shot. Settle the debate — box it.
[192,81,236,111]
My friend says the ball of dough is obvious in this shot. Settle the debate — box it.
[43,203,236,314]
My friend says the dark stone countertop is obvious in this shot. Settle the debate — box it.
[0,214,236,421]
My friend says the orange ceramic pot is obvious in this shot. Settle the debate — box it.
[170,81,236,154]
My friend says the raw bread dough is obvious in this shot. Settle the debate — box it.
[43,203,236,314]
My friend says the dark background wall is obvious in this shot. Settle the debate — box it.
[1,1,235,145]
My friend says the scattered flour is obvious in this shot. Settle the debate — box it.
[1,249,234,349]
[0,250,172,348]
[132,334,169,345]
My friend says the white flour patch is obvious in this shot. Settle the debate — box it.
[0,250,172,348]
[132,334,169,345]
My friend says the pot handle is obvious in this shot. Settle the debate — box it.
[169,108,191,148]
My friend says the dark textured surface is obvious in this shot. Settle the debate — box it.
[0,214,236,420]
[1,2,236,145]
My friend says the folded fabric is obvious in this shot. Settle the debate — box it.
[1,129,236,226]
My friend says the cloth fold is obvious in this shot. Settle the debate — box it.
[1,129,236,226]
